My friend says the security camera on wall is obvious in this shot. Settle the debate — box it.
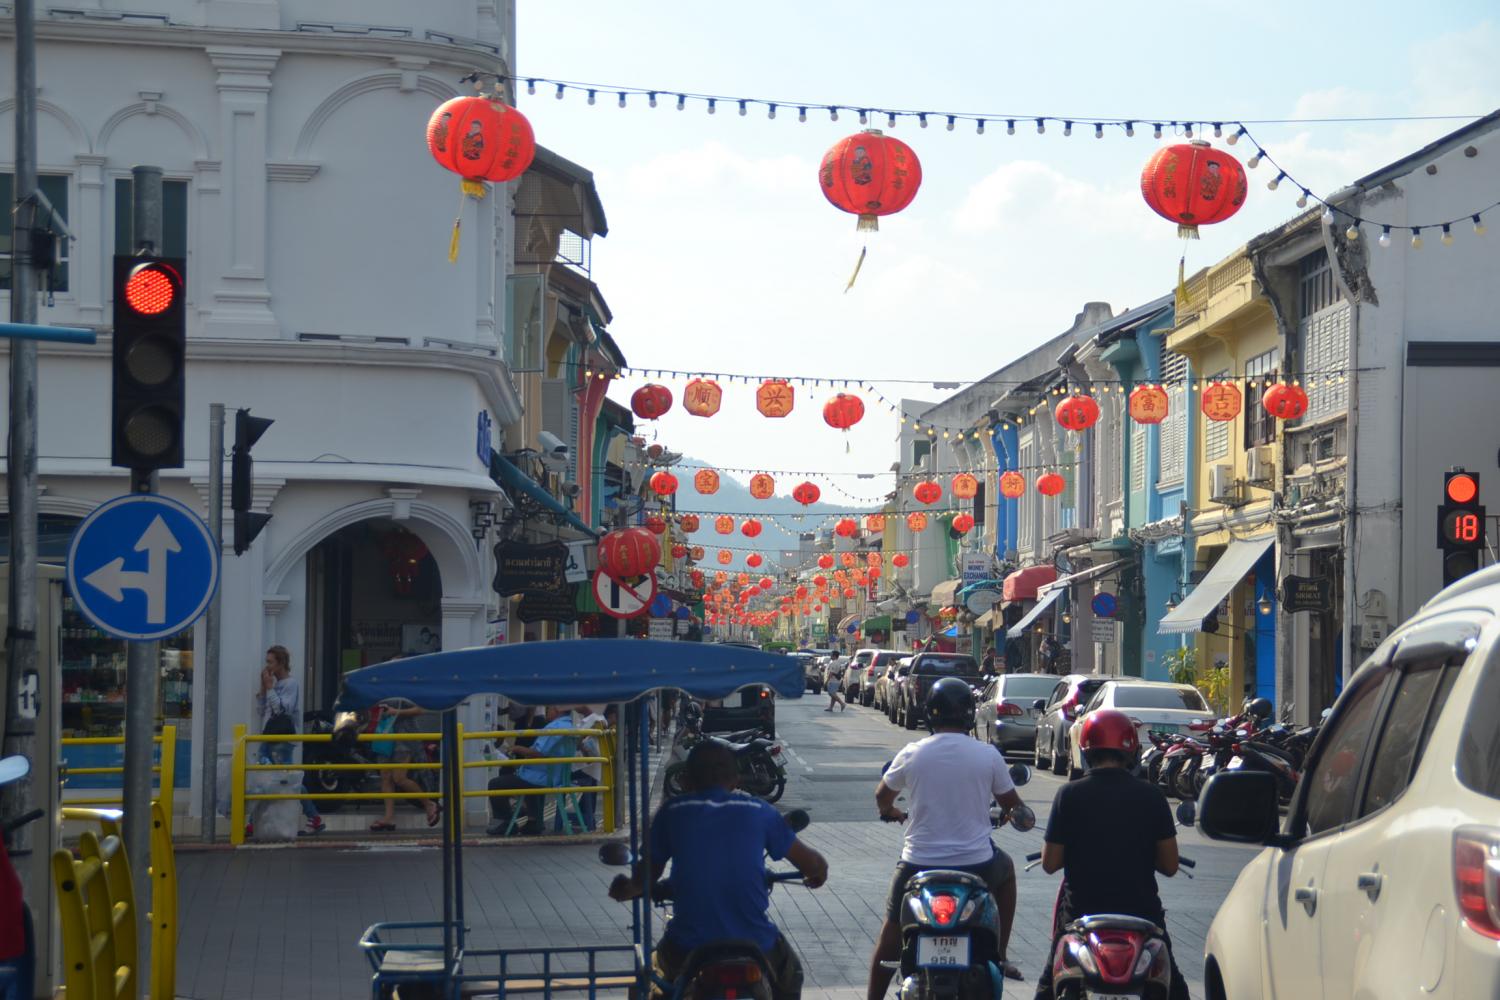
[537,431,569,469]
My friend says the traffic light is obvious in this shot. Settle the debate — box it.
[111,256,186,471]
[1437,468,1485,587]
[232,408,274,556]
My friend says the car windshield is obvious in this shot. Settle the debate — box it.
[1000,675,1059,699]
[874,653,903,665]
[1111,686,1209,711]
[914,656,978,676]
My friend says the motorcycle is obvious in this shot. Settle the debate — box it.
[301,710,381,810]
[663,733,788,803]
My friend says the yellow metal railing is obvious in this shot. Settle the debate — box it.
[59,726,177,838]
[230,725,616,845]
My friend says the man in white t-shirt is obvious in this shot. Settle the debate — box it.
[867,677,1025,999]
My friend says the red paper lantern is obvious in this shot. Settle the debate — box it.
[691,546,705,561]
[715,571,728,584]
[1141,141,1248,238]
[951,473,979,500]
[892,553,910,568]
[867,550,882,565]
[759,576,774,590]
[869,566,882,580]
[999,471,1026,499]
[1262,382,1309,421]
[793,482,821,506]
[717,549,733,565]
[1202,381,1242,423]
[822,393,865,432]
[1128,384,1170,425]
[865,514,886,533]
[683,378,723,418]
[756,380,795,418]
[907,512,929,532]
[835,518,858,538]
[1037,472,1066,497]
[746,553,763,568]
[427,96,535,183]
[818,555,834,570]
[796,585,809,599]
[630,383,673,421]
[644,514,667,535]
[1055,394,1101,432]
[649,471,678,497]
[841,553,857,568]
[694,468,721,495]
[952,513,975,534]
[819,130,923,232]
[714,515,734,535]
[680,514,700,533]
[913,480,942,505]
[690,570,705,589]
[741,519,763,538]
[671,544,688,559]
[813,574,828,587]
[843,587,857,599]
[749,473,776,500]
[598,527,660,580]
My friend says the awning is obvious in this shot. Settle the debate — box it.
[1159,535,1274,635]
[974,609,999,629]
[1007,588,1063,638]
[1040,559,1129,596]
[930,579,964,607]
[941,625,959,638]
[837,614,860,634]
[1003,565,1058,602]
[490,454,596,537]
[863,615,892,632]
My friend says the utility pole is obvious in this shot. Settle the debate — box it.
[201,404,224,841]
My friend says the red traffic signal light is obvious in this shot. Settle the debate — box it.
[1445,472,1478,505]
[122,262,181,315]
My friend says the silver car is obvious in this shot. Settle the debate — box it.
[974,673,1062,756]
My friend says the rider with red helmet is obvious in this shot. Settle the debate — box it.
[1035,709,1188,1000]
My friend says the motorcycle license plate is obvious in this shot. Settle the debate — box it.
[916,935,969,968]
[772,751,787,766]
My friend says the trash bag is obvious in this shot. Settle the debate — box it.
[248,769,301,841]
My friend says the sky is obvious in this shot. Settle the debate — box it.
[518,2,1500,508]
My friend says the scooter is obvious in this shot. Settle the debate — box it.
[301,710,382,810]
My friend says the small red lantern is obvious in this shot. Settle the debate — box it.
[680,514,701,533]
[1129,384,1170,425]
[866,551,881,566]
[819,130,923,232]
[717,549,733,565]
[841,553,857,568]
[951,473,979,500]
[1140,141,1248,238]
[691,546,705,561]
[759,576,774,590]
[649,471,678,497]
[715,515,734,535]
[843,587,857,599]
[1037,472,1066,497]
[690,569,705,589]
[796,585,809,599]
[746,553,763,568]
[1262,382,1309,421]
[907,512,929,532]
[715,571,727,584]
[999,471,1026,499]
[598,527,661,580]
[645,514,667,535]
[913,480,942,505]
[892,553,910,568]
[865,514,886,533]
[813,574,828,588]
[630,383,673,421]
[835,518,858,538]
[741,519,763,539]
[818,555,834,570]
[683,378,723,418]
[822,393,865,432]
[749,473,776,500]
[793,482,821,506]
[671,544,688,559]
[952,513,975,535]
[869,566,882,580]
[1055,394,1101,432]
[756,380,795,418]
[1202,381,1242,423]
[694,469,721,495]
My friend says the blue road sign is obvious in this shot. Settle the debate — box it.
[66,494,220,641]
[1091,592,1118,618]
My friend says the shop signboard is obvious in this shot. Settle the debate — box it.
[811,622,827,639]
[963,586,1001,615]
[492,540,570,597]
[517,585,579,624]
[961,554,990,586]
[1281,574,1332,614]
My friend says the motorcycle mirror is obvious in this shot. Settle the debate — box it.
[0,755,30,787]
[1008,804,1038,833]
[598,843,633,867]
[1236,728,1250,738]
[785,809,811,833]
[1008,763,1033,787]
[1175,801,1197,828]
[1320,707,1333,722]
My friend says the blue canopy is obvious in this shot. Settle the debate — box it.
[336,639,806,711]
[490,454,596,538]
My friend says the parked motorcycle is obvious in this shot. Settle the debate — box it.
[663,733,788,803]
[301,709,382,810]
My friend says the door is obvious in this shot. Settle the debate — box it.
[1262,660,1392,1000]
[1040,680,1067,753]
[976,678,997,741]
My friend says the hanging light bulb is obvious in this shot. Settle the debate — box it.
[1184,123,1194,138]
[858,109,868,125]
[829,107,839,121]
[618,92,627,108]
[555,83,566,100]
[1007,119,1016,134]
[1213,122,1224,137]
[648,91,659,108]
[797,106,807,122]
[1320,206,1334,227]
[1345,224,1360,241]
[1063,120,1073,136]
[737,100,747,116]
[1094,123,1104,139]
[1228,127,1245,146]
[888,112,898,128]
[1441,224,1454,246]
[1268,172,1285,191]
[526,79,536,95]
[1411,228,1424,249]
[1476,214,1489,236]
[1153,123,1163,139]
[707,99,716,115]
[1248,150,1262,169]
[587,89,596,105]
[946,115,956,131]
[1296,189,1310,208]
[1125,121,1136,137]
[676,94,686,111]
[919,113,928,129]
[1379,226,1392,248]
[767,104,777,119]
[1036,118,1046,134]
[976,119,986,134]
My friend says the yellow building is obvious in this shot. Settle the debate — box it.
[1159,248,1282,709]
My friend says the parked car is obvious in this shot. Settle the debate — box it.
[800,649,833,693]
[789,652,820,693]
[1195,563,1500,1000]
[1032,674,1108,776]
[858,651,905,707]
[974,673,1062,756]
[842,650,874,703]
[1064,680,1210,777]
[892,653,980,730]
[879,657,914,718]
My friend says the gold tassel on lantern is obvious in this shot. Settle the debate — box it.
[1177,223,1200,240]
[844,246,868,294]
[448,179,488,263]
[858,213,880,233]
[1174,256,1189,312]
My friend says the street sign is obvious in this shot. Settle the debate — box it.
[1090,618,1118,644]
[1281,574,1332,614]
[591,569,657,620]
[1091,592,1118,618]
[563,540,592,584]
[961,554,990,585]
[648,618,674,640]
[16,671,38,720]
[67,494,220,640]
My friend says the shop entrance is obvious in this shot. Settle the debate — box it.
[306,519,442,709]
[1307,548,1344,713]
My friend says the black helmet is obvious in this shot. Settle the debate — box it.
[925,677,976,729]
[1247,697,1273,723]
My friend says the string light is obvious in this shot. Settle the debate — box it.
[555,83,566,100]
[1094,123,1104,139]
[676,94,686,111]
[618,92,627,108]
[587,89,596,105]
[738,99,747,116]
[1268,172,1285,191]
[1296,189,1310,208]
[1247,150,1263,169]
[1152,123,1163,139]
[526,79,536,95]
[707,98,716,115]
[1477,215,1489,236]
[1379,225,1392,247]
[1345,224,1360,241]
[1007,119,1016,135]
[976,119,986,135]
[768,104,777,120]
[1441,224,1454,246]
[918,113,928,129]
[1063,120,1073,137]
[858,109,868,125]
[1036,118,1045,134]
[798,106,807,122]
[1411,228,1423,249]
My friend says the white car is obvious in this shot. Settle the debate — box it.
[1066,680,1210,777]
[1196,563,1500,1000]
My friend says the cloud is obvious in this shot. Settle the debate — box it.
[952,160,1166,243]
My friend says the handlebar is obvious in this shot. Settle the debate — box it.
[2,808,44,837]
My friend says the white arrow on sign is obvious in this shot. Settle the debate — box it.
[82,514,181,624]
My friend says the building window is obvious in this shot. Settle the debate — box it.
[114,178,189,258]
[912,438,931,469]
[1297,253,1350,423]
[1018,435,1035,551]
[505,273,545,371]
[1157,350,1188,486]
[1244,348,1281,448]
[1130,421,1146,492]
[0,173,70,292]
[1204,368,1231,460]
[1297,249,1342,319]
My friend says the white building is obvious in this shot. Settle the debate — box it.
[0,1,526,822]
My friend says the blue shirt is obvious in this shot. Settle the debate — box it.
[516,717,576,787]
[650,787,796,951]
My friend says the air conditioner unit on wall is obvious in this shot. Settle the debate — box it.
[1247,447,1274,484]
[1209,464,1240,504]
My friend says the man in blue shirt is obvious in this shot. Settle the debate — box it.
[610,740,829,999]
[486,705,574,836]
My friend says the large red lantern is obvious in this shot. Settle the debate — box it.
[819,130,923,232]
[795,585,809,599]
[717,549,733,565]
[869,566,882,580]
[1055,394,1101,432]
[1128,384,1170,425]
[1140,141,1248,238]
[999,471,1026,499]
[644,514,667,535]
[793,482,821,506]
[694,469,721,495]
[630,383,673,421]
[818,555,834,570]
[746,553,763,568]
[1202,381,1242,423]
[756,380,794,418]
[822,393,865,432]
[951,473,979,500]
[598,527,660,580]
[741,519,763,539]
[892,553,910,568]
[835,518,858,538]
[913,480,942,505]
[683,378,723,418]
[1262,383,1309,421]
[680,514,701,533]
[691,546,705,561]
[1037,472,1066,497]
[714,515,735,535]
[843,588,857,600]
[649,471,678,497]
[952,513,975,535]
[749,473,776,500]
[907,512,929,533]
[865,514,886,533]
[427,96,535,183]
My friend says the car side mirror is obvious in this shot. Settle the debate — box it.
[1008,763,1032,787]
[1199,771,1282,844]
[599,842,632,866]
[785,809,811,833]
[1032,700,1047,712]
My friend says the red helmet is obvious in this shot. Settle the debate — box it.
[1079,709,1140,755]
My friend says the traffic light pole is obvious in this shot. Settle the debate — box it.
[201,404,225,842]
